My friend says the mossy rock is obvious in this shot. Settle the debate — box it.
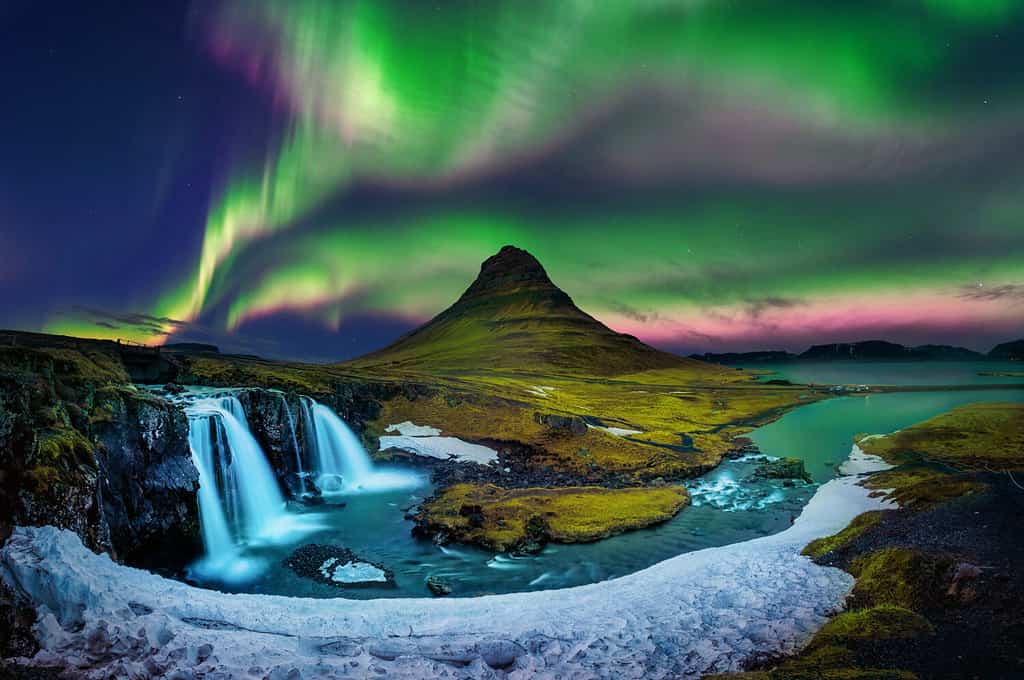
[863,465,985,508]
[847,548,953,611]
[812,605,934,646]
[417,483,690,552]
[857,402,1024,470]
[802,511,885,559]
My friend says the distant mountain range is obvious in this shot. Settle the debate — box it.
[692,338,1024,364]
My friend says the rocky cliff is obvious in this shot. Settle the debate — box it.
[0,345,200,567]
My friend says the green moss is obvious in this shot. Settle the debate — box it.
[24,465,62,493]
[847,548,952,610]
[186,356,332,394]
[813,605,934,645]
[858,402,1024,470]
[38,348,130,384]
[419,483,690,551]
[802,511,885,558]
[863,465,985,508]
[34,426,93,466]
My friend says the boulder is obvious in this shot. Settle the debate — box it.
[751,457,812,483]
[533,412,588,436]
[426,575,453,597]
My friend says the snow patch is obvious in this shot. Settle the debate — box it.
[2,465,894,678]
[527,385,556,397]
[385,421,442,437]
[319,557,388,584]
[379,434,498,464]
[588,424,643,437]
[839,443,894,476]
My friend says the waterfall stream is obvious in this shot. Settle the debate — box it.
[179,388,420,582]
[301,397,422,495]
[301,398,373,492]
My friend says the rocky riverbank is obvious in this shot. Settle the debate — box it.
[713,402,1024,679]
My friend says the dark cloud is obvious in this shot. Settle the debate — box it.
[66,306,284,357]
[604,301,662,324]
[744,297,804,319]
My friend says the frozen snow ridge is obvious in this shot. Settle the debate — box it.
[1,464,893,679]
[380,421,498,464]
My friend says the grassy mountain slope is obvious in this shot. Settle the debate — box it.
[344,245,719,379]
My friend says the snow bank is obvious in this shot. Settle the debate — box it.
[379,435,498,465]
[380,422,498,464]
[588,424,643,437]
[1,469,893,679]
[385,421,442,437]
[839,443,893,476]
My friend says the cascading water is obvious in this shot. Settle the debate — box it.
[301,397,420,494]
[184,392,321,581]
[280,394,305,494]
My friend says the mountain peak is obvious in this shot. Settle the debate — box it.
[345,246,700,376]
[461,245,554,300]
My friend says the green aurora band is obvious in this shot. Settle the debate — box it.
[46,0,1024,353]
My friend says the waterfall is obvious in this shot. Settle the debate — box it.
[280,394,305,494]
[187,416,234,565]
[300,397,420,494]
[301,398,372,492]
[186,396,288,542]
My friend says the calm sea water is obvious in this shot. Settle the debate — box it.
[192,364,1024,599]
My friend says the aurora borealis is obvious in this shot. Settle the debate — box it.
[4,1,1024,360]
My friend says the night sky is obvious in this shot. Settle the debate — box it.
[3,1,1023,361]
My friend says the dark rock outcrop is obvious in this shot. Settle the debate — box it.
[0,345,200,566]
[425,575,453,597]
[533,412,588,436]
[285,544,395,588]
[751,457,812,484]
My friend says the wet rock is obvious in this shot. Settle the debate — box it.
[512,515,550,555]
[285,544,394,588]
[426,575,453,597]
[751,457,812,484]
[458,503,485,528]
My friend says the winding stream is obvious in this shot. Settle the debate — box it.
[181,364,1023,599]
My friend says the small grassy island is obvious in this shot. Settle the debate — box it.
[415,483,690,552]
[712,401,1024,680]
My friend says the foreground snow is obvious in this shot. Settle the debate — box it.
[1,462,891,678]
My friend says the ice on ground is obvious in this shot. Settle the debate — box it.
[319,558,388,584]
[385,421,442,437]
[2,464,894,679]
[379,434,498,464]
[839,443,893,476]
[588,424,643,437]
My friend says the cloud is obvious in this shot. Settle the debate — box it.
[66,306,284,356]
[957,283,1024,303]
[744,296,804,319]
[605,301,661,324]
